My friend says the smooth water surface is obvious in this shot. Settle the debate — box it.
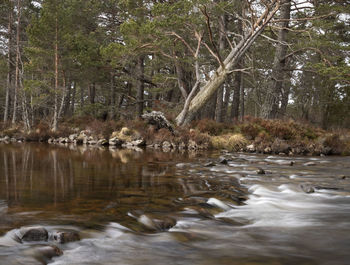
[0,143,350,265]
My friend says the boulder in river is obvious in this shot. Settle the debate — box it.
[300,184,315,194]
[137,214,177,232]
[16,227,48,242]
[256,168,266,175]
[53,231,80,244]
[218,157,228,165]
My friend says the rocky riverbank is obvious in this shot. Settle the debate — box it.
[1,112,350,156]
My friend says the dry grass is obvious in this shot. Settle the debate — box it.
[211,134,248,151]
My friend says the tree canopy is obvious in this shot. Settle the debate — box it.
[0,0,349,130]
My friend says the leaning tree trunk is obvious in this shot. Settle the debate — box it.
[176,0,281,126]
[260,0,291,119]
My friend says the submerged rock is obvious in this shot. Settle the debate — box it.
[32,245,63,264]
[204,162,216,167]
[304,162,317,166]
[300,184,315,194]
[53,231,80,244]
[16,227,48,242]
[207,198,231,211]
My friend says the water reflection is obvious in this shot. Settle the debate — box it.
[0,144,205,233]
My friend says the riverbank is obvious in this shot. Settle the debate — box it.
[1,113,350,156]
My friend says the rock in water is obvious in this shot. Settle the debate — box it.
[205,162,216,167]
[32,245,63,264]
[304,162,316,166]
[17,227,48,242]
[207,198,231,211]
[53,231,80,244]
[257,168,265,175]
[142,111,174,135]
[218,158,228,165]
[300,184,315,194]
[137,214,177,232]
[155,217,177,231]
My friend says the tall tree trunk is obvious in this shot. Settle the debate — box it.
[239,73,245,121]
[260,0,291,119]
[63,80,71,116]
[230,63,242,120]
[215,87,224,122]
[222,78,231,122]
[58,77,67,120]
[230,6,244,121]
[52,15,59,132]
[71,81,76,115]
[12,0,21,125]
[80,85,84,108]
[203,91,217,120]
[279,80,291,118]
[136,56,145,117]
[175,57,189,99]
[176,1,281,126]
[89,83,96,104]
[215,11,227,123]
[4,8,13,123]
[110,72,116,118]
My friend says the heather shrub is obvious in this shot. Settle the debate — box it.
[323,134,344,154]
[153,128,175,144]
[194,119,231,136]
[86,119,125,139]
[239,123,264,140]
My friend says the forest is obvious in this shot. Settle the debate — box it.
[0,0,349,132]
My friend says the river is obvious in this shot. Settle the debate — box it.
[0,143,350,264]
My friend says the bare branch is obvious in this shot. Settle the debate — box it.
[200,5,225,67]
[166,31,195,56]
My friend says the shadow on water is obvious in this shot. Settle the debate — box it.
[0,143,350,265]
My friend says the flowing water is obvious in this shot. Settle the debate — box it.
[0,143,350,265]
